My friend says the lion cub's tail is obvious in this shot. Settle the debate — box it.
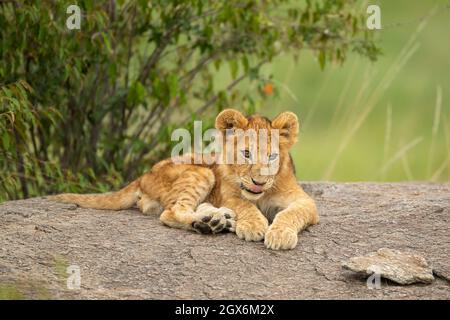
[48,179,140,210]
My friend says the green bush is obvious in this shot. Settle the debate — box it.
[0,0,379,201]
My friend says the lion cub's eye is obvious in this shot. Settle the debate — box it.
[241,150,252,159]
[268,153,278,161]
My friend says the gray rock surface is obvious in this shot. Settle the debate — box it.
[0,182,449,299]
[342,248,435,284]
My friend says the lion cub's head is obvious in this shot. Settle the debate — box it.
[215,108,299,201]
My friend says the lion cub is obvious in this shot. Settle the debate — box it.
[50,109,319,250]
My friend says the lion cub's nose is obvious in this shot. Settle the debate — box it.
[251,178,266,186]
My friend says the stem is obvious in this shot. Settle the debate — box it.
[13,128,28,198]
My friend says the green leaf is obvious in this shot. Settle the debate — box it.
[214,59,221,71]
[135,82,145,103]
[2,88,12,98]
[2,133,10,150]
[229,60,238,79]
[168,74,178,99]
[102,32,113,54]
[127,81,145,105]
[242,56,249,73]
[318,51,326,70]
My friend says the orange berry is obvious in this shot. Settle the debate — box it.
[263,83,274,95]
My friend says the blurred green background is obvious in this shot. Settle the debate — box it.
[243,0,450,182]
[1,1,449,203]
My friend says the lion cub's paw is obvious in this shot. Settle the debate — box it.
[191,203,236,234]
[235,216,268,242]
[264,226,298,250]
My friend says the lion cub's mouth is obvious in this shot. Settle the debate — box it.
[240,183,264,195]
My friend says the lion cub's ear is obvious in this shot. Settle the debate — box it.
[271,111,299,148]
[215,108,248,133]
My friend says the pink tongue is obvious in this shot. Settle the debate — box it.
[249,185,263,193]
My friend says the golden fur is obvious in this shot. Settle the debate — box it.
[49,109,319,250]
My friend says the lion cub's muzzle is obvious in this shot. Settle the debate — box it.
[240,183,264,195]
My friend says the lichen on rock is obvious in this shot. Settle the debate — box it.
[342,248,435,285]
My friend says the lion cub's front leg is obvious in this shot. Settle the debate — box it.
[264,195,319,250]
[224,198,269,241]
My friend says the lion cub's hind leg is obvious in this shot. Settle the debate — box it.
[137,194,163,215]
[159,167,235,234]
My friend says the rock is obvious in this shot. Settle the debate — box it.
[342,248,435,285]
[0,182,449,299]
